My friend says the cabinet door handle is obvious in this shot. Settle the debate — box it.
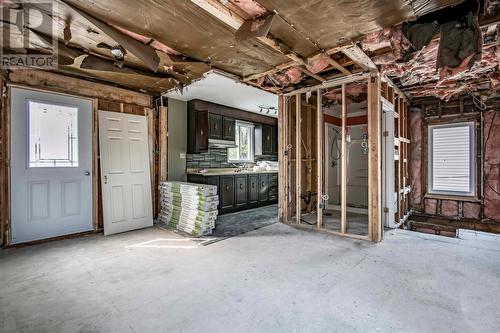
[226,185,230,191]
[239,183,243,190]
[215,123,218,129]
[262,182,265,187]
[200,129,204,136]
[267,136,270,141]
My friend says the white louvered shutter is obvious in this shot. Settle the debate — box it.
[430,123,473,195]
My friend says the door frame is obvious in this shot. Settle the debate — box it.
[5,84,99,245]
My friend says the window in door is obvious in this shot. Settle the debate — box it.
[228,121,254,162]
[28,100,79,168]
[428,122,475,196]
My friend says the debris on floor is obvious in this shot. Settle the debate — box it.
[158,182,219,236]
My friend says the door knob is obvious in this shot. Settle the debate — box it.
[84,171,91,176]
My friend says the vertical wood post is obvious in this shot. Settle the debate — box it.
[278,95,287,223]
[341,84,347,234]
[316,88,323,229]
[368,75,382,242]
[295,94,302,224]
[159,105,168,182]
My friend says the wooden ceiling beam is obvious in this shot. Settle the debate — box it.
[190,0,305,66]
[325,57,351,75]
[298,67,325,82]
[341,45,377,72]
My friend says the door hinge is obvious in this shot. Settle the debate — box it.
[383,207,389,213]
[383,131,389,137]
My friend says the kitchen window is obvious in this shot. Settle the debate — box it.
[228,121,254,162]
[428,122,475,196]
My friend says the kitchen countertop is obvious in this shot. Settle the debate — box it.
[187,168,278,176]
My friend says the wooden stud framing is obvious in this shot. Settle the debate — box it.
[295,94,302,224]
[279,73,384,242]
[341,84,347,234]
[368,74,382,242]
[278,95,286,222]
[316,88,323,229]
[159,105,168,182]
[305,103,312,213]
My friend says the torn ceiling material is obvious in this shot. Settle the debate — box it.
[359,1,500,100]
[1,0,487,98]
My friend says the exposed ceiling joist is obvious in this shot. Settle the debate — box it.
[325,57,351,75]
[298,67,325,82]
[341,45,377,72]
[189,0,306,67]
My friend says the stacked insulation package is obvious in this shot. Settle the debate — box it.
[158,181,218,236]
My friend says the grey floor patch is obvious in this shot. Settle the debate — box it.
[158,204,278,244]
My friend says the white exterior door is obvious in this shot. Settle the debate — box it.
[99,111,153,235]
[10,88,93,244]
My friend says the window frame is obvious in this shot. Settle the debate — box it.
[26,98,80,169]
[227,121,254,163]
[427,121,476,197]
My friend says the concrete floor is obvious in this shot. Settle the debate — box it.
[302,209,369,235]
[1,224,499,333]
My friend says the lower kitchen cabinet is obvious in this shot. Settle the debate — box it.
[259,174,269,202]
[187,173,278,215]
[248,174,259,205]
[220,176,235,214]
[235,175,248,209]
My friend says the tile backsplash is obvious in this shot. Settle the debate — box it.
[187,148,278,168]
[186,148,233,168]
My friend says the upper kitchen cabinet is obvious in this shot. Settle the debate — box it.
[209,113,223,140]
[255,124,278,156]
[187,99,277,154]
[223,117,235,141]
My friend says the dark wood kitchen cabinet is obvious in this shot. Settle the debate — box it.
[235,175,248,209]
[223,117,235,141]
[255,124,278,156]
[220,176,235,214]
[259,173,269,202]
[248,174,259,205]
[187,172,278,215]
[208,113,223,140]
[262,125,273,155]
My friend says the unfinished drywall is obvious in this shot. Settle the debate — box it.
[167,98,187,181]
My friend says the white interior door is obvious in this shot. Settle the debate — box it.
[10,88,93,244]
[99,111,153,235]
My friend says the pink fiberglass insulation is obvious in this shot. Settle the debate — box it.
[441,200,458,217]
[484,111,500,222]
[306,56,331,74]
[424,199,437,215]
[409,109,422,208]
[361,25,500,100]
[230,0,267,18]
[463,202,481,219]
